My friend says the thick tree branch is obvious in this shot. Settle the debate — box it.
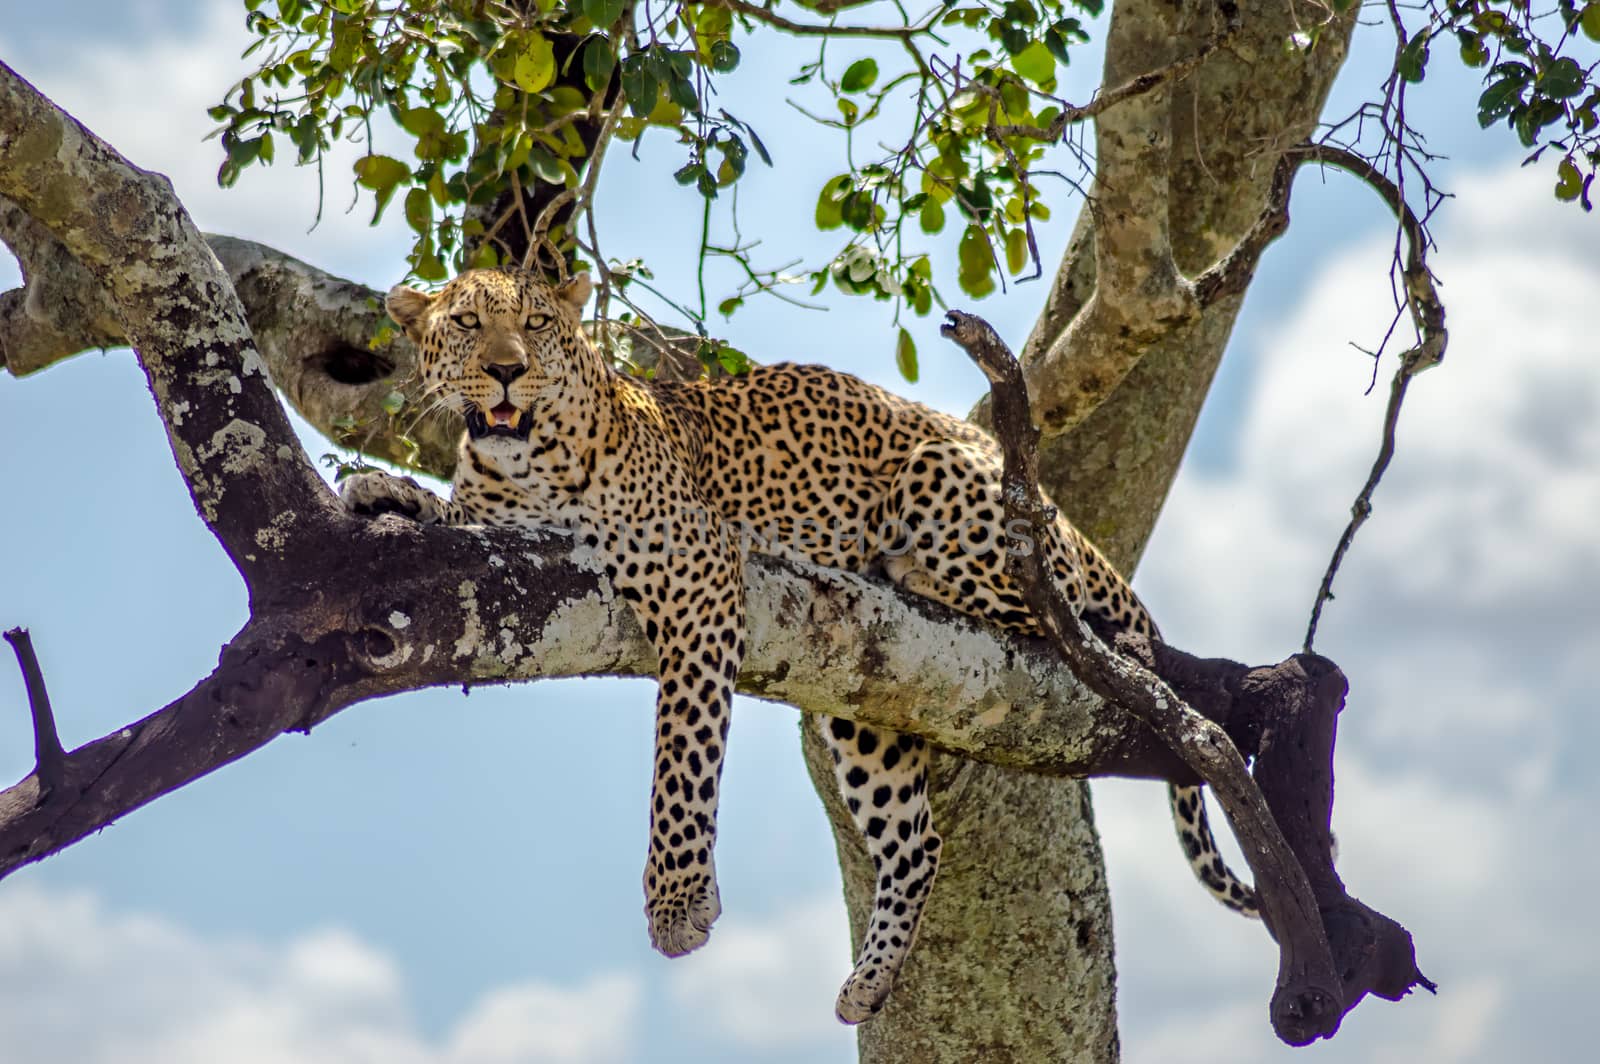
[0,518,1304,879]
[1088,0,1190,316]
[0,62,332,581]
[0,211,461,477]
[0,199,121,373]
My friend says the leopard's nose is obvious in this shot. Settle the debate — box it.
[484,362,526,385]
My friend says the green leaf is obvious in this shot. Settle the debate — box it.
[745,125,772,166]
[354,154,410,221]
[403,186,431,233]
[895,327,919,383]
[708,40,740,73]
[1011,41,1055,86]
[958,224,994,296]
[1540,57,1586,99]
[499,31,556,93]
[840,190,874,230]
[1582,3,1600,42]
[582,0,626,28]
[840,58,878,93]
[583,38,616,91]
[412,247,447,282]
[715,344,750,375]
[354,153,409,191]
[667,65,699,111]
[1005,227,1027,274]
[1556,157,1583,201]
[1478,76,1525,127]
[1396,31,1430,84]
[620,54,660,116]
[919,196,946,233]
[398,107,445,138]
[381,390,406,416]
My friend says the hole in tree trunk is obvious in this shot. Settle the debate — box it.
[317,343,395,385]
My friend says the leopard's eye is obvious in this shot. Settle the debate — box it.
[451,312,480,330]
[524,312,552,332]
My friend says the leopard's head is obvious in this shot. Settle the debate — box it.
[386,267,593,442]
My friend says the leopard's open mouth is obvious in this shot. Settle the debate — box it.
[465,401,533,440]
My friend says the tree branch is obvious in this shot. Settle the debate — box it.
[1293,144,1448,652]
[940,308,1431,1045]
[0,61,333,581]
[0,518,1302,880]
[3,627,66,797]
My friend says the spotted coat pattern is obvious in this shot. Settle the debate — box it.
[340,267,1258,1024]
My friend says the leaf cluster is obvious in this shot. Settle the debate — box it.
[798,0,1098,320]
[1409,0,1600,208]
[212,0,1111,381]
[211,0,770,283]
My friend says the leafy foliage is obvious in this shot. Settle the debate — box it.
[210,0,1600,385]
[1404,0,1600,208]
[211,0,1112,379]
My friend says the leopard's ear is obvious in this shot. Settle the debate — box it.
[386,284,433,340]
[556,272,592,310]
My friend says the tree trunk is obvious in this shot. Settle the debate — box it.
[813,3,1361,1060]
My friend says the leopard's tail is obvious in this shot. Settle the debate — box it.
[1169,783,1260,918]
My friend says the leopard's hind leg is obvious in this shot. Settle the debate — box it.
[819,716,940,1023]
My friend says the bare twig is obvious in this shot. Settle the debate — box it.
[1294,144,1447,652]
[4,627,66,796]
[939,308,1344,1046]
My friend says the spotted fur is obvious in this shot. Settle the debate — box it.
[341,267,1257,1023]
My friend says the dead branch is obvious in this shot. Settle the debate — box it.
[1293,144,1448,652]
[940,308,1431,1045]
[3,627,66,797]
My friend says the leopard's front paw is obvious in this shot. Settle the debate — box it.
[339,471,448,524]
[645,871,722,957]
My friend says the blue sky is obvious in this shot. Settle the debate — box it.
[3,3,1599,1062]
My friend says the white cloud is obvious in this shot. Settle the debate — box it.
[1107,162,1600,1063]
[1143,164,1600,644]
[666,895,858,1053]
[0,885,640,1064]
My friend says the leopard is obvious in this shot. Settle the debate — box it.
[340,265,1259,1024]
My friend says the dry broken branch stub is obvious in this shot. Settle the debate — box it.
[939,307,1431,1044]
[3,627,66,798]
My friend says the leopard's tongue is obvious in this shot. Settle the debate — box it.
[489,402,519,427]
